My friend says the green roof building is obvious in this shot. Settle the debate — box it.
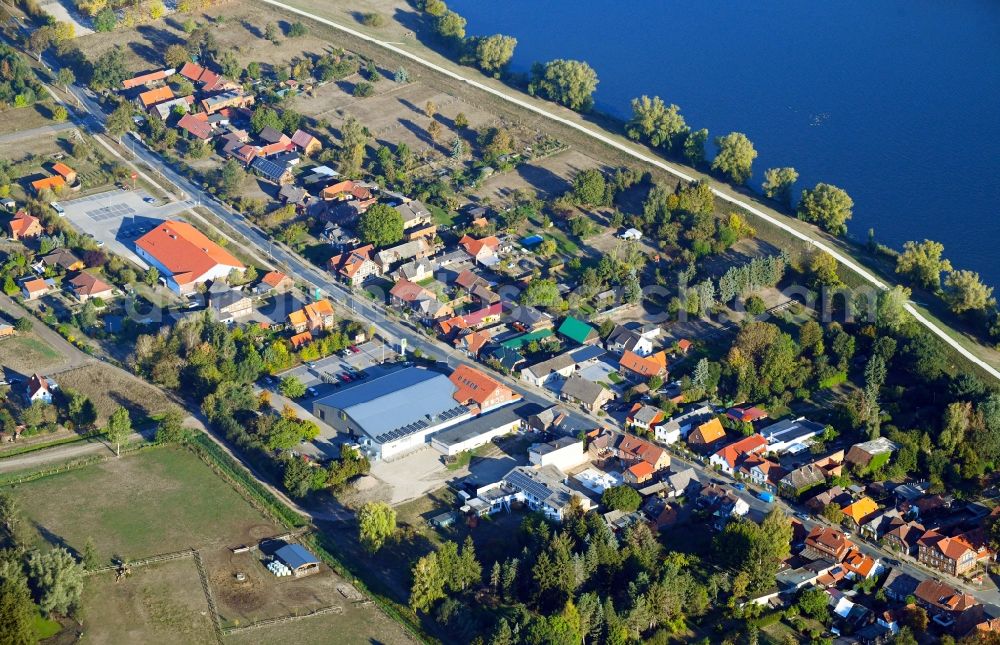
[500,328,554,350]
[557,316,599,345]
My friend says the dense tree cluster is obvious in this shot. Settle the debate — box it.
[0,46,42,107]
[410,509,725,643]
[528,59,599,112]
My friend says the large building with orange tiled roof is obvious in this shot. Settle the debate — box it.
[134,220,244,293]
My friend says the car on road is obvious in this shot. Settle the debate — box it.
[884,558,901,567]
[794,512,809,521]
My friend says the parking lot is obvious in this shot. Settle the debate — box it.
[264,341,401,458]
[60,189,195,267]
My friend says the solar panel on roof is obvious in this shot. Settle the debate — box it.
[506,470,552,501]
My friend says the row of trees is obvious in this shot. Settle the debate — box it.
[894,239,995,323]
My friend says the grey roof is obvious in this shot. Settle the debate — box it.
[760,417,825,444]
[274,543,319,570]
[399,258,437,281]
[667,467,700,493]
[502,465,577,511]
[530,436,579,456]
[209,288,249,312]
[561,374,609,406]
[849,437,898,456]
[431,404,524,448]
[881,567,921,599]
[658,404,715,436]
[570,345,605,363]
[504,304,551,327]
[394,199,430,223]
[632,404,662,426]
[259,126,285,143]
[486,345,525,370]
[523,352,576,380]
[251,156,290,181]
[313,367,465,442]
[780,464,827,490]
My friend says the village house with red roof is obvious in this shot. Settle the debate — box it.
[7,211,42,240]
[327,245,380,287]
[709,433,768,475]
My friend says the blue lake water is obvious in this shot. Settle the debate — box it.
[449,0,1000,286]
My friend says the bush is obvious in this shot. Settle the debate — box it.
[353,82,374,98]
[601,485,641,512]
[744,294,766,316]
[361,12,386,27]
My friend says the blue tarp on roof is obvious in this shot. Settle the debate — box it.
[274,543,319,570]
[521,235,543,247]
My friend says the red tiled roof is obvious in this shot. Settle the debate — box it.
[918,529,976,562]
[68,272,112,296]
[390,278,431,303]
[31,176,65,192]
[627,461,655,479]
[328,245,375,279]
[52,162,75,179]
[617,433,667,467]
[177,113,213,140]
[713,433,767,469]
[22,278,48,294]
[8,211,40,236]
[449,364,515,408]
[289,331,312,348]
[462,302,503,327]
[806,526,852,559]
[135,220,244,285]
[291,129,319,150]
[138,85,174,108]
[459,234,500,258]
[262,271,289,287]
[122,68,172,89]
[619,350,667,378]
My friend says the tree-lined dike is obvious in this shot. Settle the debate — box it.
[257,0,1000,381]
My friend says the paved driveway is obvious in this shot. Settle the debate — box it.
[60,189,195,268]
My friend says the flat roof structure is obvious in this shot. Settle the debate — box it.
[429,404,524,451]
[313,367,466,443]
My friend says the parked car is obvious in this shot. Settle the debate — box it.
[349,346,360,354]
[144,197,156,204]
[49,201,65,216]
[306,387,317,397]
[339,373,351,383]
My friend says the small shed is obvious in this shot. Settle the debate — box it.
[619,228,642,241]
[430,511,458,529]
[273,543,321,578]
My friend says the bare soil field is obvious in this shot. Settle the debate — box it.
[52,363,176,423]
[75,3,340,77]
[0,332,63,373]
[0,102,62,136]
[80,559,218,645]
[472,148,604,203]
[0,131,113,202]
[204,546,343,627]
